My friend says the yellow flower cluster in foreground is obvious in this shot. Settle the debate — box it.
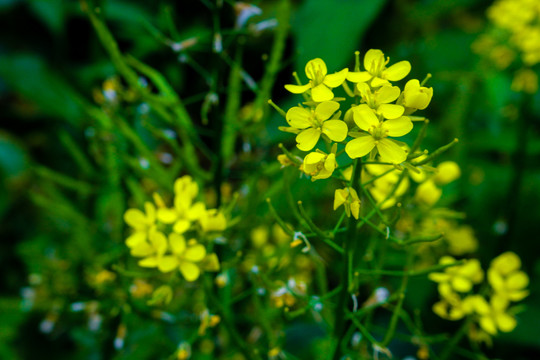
[280,50,433,172]
[429,252,528,343]
[123,176,225,281]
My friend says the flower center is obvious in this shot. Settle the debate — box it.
[369,123,388,140]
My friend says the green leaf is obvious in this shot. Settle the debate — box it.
[290,0,387,70]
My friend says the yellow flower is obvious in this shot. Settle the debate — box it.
[334,187,361,219]
[445,225,478,256]
[345,104,413,163]
[364,164,409,209]
[433,161,461,185]
[415,180,442,206]
[284,101,347,151]
[488,252,529,301]
[433,293,475,321]
[347,49,411,87]
[156,176,206,233]
[470,295,517,335]
[429,257,484,296]
[159,235,207,281]
[399,79,433,113]
[302,144,337,180]
[131,229,169,270]
[511,68,538,94]
[124,202,157,247]
[357,83,405,119]
[285,58,348,102]
[199,208,227,232]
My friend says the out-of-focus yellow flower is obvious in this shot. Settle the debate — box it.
[251,226,269,248]
[199,208,227,232]
[130,229,169,270]
[511,68,538,94]
[488,252,529,301]
[469,295,517,335]
[302,144,338,180]
[157,176,206,234]
[159,235,207,281]
[364,164,409,209]
[124,202,156,247]
[345,104,412,163]
[283,101,347,151]
[433,293,475,321]
[445,225,478,256]
[433,161,461,185]
[334,187,361,219]
[429,257,484,296]
[198,309,221,335]
[285,58,348,102]
[347,49,411,87]
[415,180,442,206]
[399,79,433,113]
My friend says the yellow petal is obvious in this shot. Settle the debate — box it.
[144,202,156,222]
[150,231,168,256]
[323,68,348,87]
[345,135,376,159]
[379,104,405,119]
[384,60,411,81]
[158,256,179,272]
[377,139,407,164]
[179,262,201,282]
[126,232,146,248]
[286,106,312,129]
[184,244,207,262]
[131,242,154,257]
[305,58,327,79]
[322,120,348,142]
[157,208,178,224]
[124,209,147,230]
[139,256,159,268]
[311,84,334,102]
[284,83,311,94]
[188,202,206,221]
[433,161,461,185]
[383,116,413,137]
[507,271,529,290]
[315,101,340,119]
[304,151,326,165]
[496,313,517,332]
[371,77,390,87]
[324,153,337,172]
[363,49,384,73]
[480,317,498,335]
[296,128,321,151]
[350,201,360,219]
[173,219,191,233]
[377,86,401,104]
[451,276,472,292]
[169,233,186,254]
[353,104,379,131]
[334,189,348,210]
[347,71,371,83]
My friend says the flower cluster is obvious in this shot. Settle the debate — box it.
[278,50,433,218]
[123,176,225,281]
[472,0,540,93]
[429,252,529,342]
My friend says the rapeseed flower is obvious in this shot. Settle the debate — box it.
[124,202,157,247]
[302,146,338,180]
[285,58,348,102]
[159,235,207,281]
[347,49,411,87]
[345,104,413,163]
[398,79,433,114]
[488,252,529,301]
[357,83,405,119]
[429,257,483,296]
[470,295,517,335]
[334,187,361,219]
[284,101,347,151]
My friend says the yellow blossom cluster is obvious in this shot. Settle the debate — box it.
[123,176,225,281]
[429,252,528,341]
[472,0,540,93]
[280,50,433,178]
